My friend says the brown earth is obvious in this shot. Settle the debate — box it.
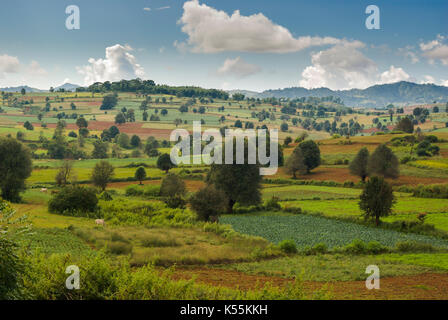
[273,166,448,186]
[106,179,205,192]
[27,121,173,139]
[171,268,448,300]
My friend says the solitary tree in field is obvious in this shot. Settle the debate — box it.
[359,176,395,226]
[130,135,141,148]
[349,147,370,182]
[367,144,399,179]
[285,146,306,179]
[159,173,186,208]
[0,138,32,202]
[76,117,88,129]
[189,186,227,222]
[55,160,74,187]
[115,113,126,125]
[91,160,114,191]
[298,140,321,173]
[157,153,175,173]
[134,166,147,185]
[207,141,262,213]
[394,117,414,133]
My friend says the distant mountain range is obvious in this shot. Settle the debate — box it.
[0,85,45,93]
[0,83,80,93]
[229,81,448,108]
[54,83,80,91]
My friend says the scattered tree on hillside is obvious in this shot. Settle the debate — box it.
[394,117,414,133]
[359,176,395,226]
[55,160,74,187]
[134,167,147,185]
[100,94,118,110]
[189,186,227,222]
[298,140,321,173]
[285,146,306,179]
[349,147,370,182]
[92,140,108,159]
[159,173,186,208]
[91,160,114,191]
[367,144,399,179]
[0,138,32,202]
[157,153,175,173]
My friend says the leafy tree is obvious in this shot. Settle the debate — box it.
[161,109,168,116]
[116,133,130,148]
[284,136,292,146]
[207,143,262,213]
[115,113,126,125]
[144,137,160,157]
[91,160,114,191]
[79,127,89,138]
[92,140,108,159]
[367,144,399,179]
[0,200,29,299]
[234,120,243,128]
[159,173,186,208]
[349,147,370,182]
[280,122,289,132]
[157,153,175,173]
[55,160,74,187]
[100,94,118,110]
[23,121,34,131]
[134,166,147,185]
[48,186,98,215]
[76,117,88,129]
[285,146,306,178]
[394,117,414,133]
[189,186,227,221]
[130,135,141,148]
[0,138,32,202]
[359,176,395,226]
[298,140,321,173]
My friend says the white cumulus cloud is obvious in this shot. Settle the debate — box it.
[77,44,145,85]
[0,54,20,77]
[299,42,378,90]
[176,0,348,53]
[379,66,410,84]
[420,35,448,65]
[217,57,261,78]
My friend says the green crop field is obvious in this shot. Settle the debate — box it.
[221,214,448,249]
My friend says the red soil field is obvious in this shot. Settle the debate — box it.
[172,268,448,300]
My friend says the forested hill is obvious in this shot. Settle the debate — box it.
[235,82,448,107]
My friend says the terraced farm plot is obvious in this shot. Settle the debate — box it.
[221,214,448,249]
[262,185,361,200]
[282,197,448,218]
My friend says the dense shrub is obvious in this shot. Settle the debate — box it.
[303,243,328,255]
[48,186,99,216]
[189,186,227,221]
[395,241,435,253]
[278,239,298,254]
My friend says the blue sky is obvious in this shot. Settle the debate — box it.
[0,0,447,91]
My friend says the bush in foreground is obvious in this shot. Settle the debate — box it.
[48,186,99,216]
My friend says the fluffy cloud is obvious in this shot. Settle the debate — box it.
[442,80,448,87]
[379,66,410,84]
[420,35,448,65]
[299,43,378,90]
[0,54,20,77]
[217,57,261,78]
[299,44,414,90]
[420,75,435,84]
[29,60,47,76]
[77,44,145,85]
[176,0,347,53]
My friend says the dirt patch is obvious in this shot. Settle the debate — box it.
[273,167,448,186]
[31,121,173,139]
[171,268,448,300]
[106,179,204,192]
